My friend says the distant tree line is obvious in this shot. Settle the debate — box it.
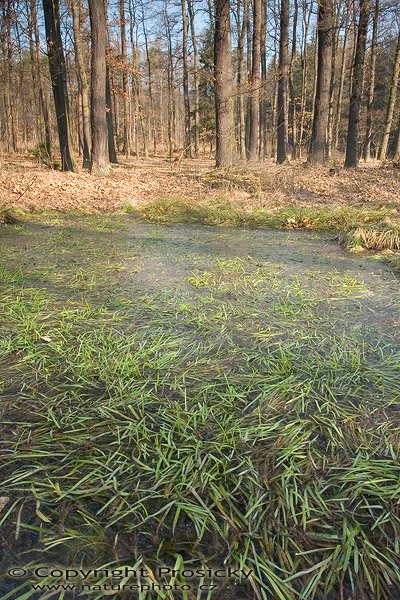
[0,0,399,172]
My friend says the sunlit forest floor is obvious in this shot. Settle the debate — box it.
[0,215,399,599]
[1,152,400,215]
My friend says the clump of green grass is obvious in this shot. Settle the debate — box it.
[137,197,396,234]
[383,255,400,275]
[138,197,248,226]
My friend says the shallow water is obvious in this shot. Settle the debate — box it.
[0,216,399,600]
[1,217,399,345]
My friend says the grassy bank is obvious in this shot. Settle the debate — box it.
[3,198,400,274]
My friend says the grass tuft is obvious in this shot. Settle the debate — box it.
[345,224,400,251]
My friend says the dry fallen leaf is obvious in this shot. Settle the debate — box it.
[0,496,10,514]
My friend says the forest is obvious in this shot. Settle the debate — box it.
[0,0,399,171]
[1,2,400,600]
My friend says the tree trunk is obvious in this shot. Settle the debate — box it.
[288,0,298,159]
[188,0,200,157]
[181,0,191,157]
[71,0,91,168]
[141,11,157,155]
[308,0,333,165]
[277,0,289,163]
[237,0,247,159]
[363,0,379,160]
[394,111,400,161]
[259,0,267,159]
[164,2,175,158]
[88,0,110,175]
[344,0,370,168]
[42,0,77,172]
[333,4,349,150]
[326,0,340,158]
[297,0,313,157]
[26,0,41,145]
[247,0,262,161]
[379,33,400,160]
[245,1,252,152]
[30,0,52,158]
[4,1,17,152]
[119,0,130,156]
[106,65,118,164]
[214,0,235,167]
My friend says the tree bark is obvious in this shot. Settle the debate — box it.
[363,0,379,160]
[394,111,400,161]
[247,0,262,161]
[214,0,235,166]
[188,0,200,157]
[106,64,118,164]
[181,0,191,156]
[236,0,247,159]
[333,4,350,150]
[288,0,298,159]
[297,0,313,157]
[326,0,340,158]
[277,0,289,163]
[26,0,41,145]
[42,0,77,172]
[163,2,175,158]
[344,0,370,168]
[141,10,157,155]
[30,0,52,158]
[88,0,110,175]
[119,0,130,156]
[259,0,268,159]
[71,0,91,168]
[379,33,400,160]
[308,0,333,165]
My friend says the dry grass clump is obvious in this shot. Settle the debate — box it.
[346,224,400,251]
[201,167,262,195]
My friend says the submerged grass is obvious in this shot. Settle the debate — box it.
[0,217,399,600]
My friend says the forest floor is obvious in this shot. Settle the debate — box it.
[1,152,400,215]
[0,216,399,599]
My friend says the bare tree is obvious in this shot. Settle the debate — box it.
[277,0,289,163]
[344,0,371,168]
[247,0,262,161]
[379,32,400,160]
[288,0,298,159]
[236,0,247,159]
[308,0,333,164]
[188,0,200,157]
[30,0,52,157]
[71,0,90,168]
[106,64,118,164]
[214,0,235,166]
[363,0,379,160]
[88,0,110,175]
[181,0,191,156]
[42,0,77,171]
[119,0,130,156]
